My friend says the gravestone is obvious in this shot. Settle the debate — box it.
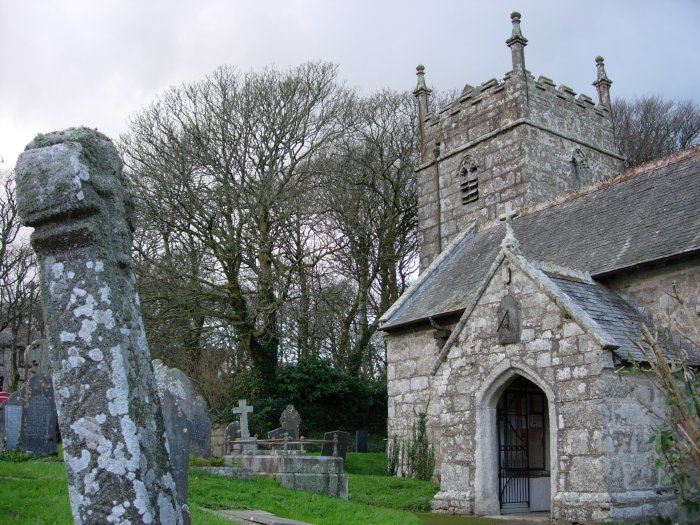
[161,391,191,524]
[153,359,212,458]
[3,390,23,451]
[153,360,196,419]
[280,405,301,439]
[232,399,256,453]
[16,128,183,524]
[355,430,368,453]
[20,373,58,455]
[267,427,287,450]
[322,430,350,460]
[231,399,253,439]
[225,421,241,454]
[190,397,212,457]
[25,339,51,377]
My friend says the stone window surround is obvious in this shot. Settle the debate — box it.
[570,148,588,188]
[459,155,479,204]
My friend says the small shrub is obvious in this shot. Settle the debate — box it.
[406,412,435,481]
[387,436,400,476]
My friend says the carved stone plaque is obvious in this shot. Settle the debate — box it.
[497,295,520,344]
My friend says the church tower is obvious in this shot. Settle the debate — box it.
[414,12,624,270]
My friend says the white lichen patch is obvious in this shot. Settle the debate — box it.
[67,483,89,524]
[71,286,87,301]
[133,479,154,524]
[72,449,91,472]
[106,346,129,417]
[120,415,141,472]
[99,285,111,304]
[88,348,104,362]
[78,319,97,344]
[62,346,86,372]
[106,504,126,523]
[157,491,178,525]
[52,262,65,279]
[60,331,77,342]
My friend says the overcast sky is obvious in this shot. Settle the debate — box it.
[1,0,698,169]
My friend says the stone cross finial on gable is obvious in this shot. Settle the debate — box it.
[499,201,521,252]
[232,398,254,439]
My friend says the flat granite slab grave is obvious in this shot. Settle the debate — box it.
[224,454,348,499]
[214,509,315,525]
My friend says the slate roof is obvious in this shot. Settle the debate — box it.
[548,276,650,362]
[381,147,700,331]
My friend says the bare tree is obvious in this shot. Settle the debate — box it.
[318,90,419,378]
[0,170,40,390]
[122,62,354,393]
[614,95,700,168]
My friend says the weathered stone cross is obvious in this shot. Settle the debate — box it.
[232,399,254,439]
[15,128,183,524]
[499,201,520,251]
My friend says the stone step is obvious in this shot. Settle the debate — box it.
[213,509,316,525]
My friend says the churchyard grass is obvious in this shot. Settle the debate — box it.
[0,451,504,524]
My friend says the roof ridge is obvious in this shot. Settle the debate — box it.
[517,144,700,218]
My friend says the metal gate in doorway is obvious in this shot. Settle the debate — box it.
[497,386,546,511]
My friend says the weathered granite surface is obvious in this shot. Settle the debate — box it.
[16,128,183,524]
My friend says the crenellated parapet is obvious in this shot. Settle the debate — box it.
[414,13,624,271]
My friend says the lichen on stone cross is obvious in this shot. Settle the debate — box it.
[499,201,520,252]
[15,127,183,525]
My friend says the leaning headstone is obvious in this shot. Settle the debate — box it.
[280,404,301,439]
[153,359,211,460]
[153,360,197,419]
[16,128,183,524]
[161,391,191,524]
[19,373,58,455]
[355,430,368,453]
[322,430,350,460]
[3,390,23,451]
[190,396,212,458]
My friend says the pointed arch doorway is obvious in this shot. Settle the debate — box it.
[497,376,550,513]
[474,367,554,516]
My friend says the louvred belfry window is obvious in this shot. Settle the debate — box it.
[459,155,479,204]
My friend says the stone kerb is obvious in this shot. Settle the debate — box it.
[16,128,183,524]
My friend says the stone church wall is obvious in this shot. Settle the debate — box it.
[386,255,676,522]
[416,76,528,270]
[602,257,700,344]
[386,325,443,440]
[415,70,622,271]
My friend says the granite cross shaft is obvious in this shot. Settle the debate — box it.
[232,399,254,438]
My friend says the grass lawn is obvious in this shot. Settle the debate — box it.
[0,451,500,524]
